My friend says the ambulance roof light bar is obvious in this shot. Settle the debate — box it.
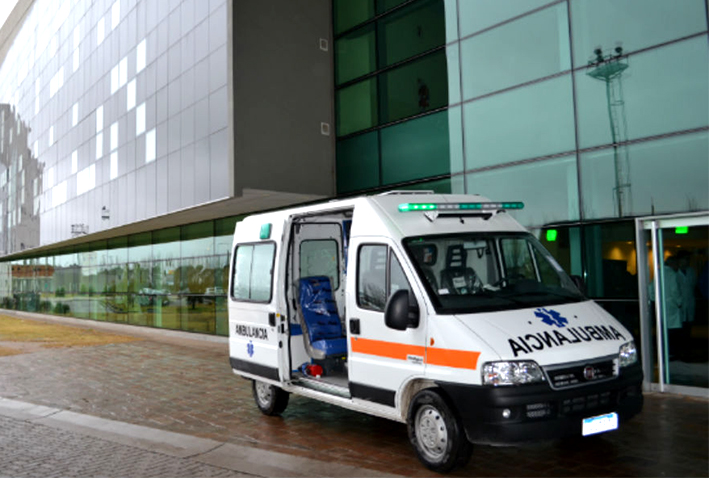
[398,202,524,212]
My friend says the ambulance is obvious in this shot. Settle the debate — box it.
[227,192,643,472]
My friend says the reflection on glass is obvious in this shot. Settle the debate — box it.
[379,50,448,123]
[334,0,374,35]
[458,0,553,38]
[580,132,709,220]
[570,0,707,66]
[336,130,379,193]
[460,2,570,100]
[466,155,579,228]
[658,225,709,388]
[337,78,378,136]
[463,75,575,168]
[0,216,243,336]
[380,108,454,185]
[377,0,445,68]
[336,24,375,85]
[576,37,709,150]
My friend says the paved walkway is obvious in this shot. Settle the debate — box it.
[0,311,707,477]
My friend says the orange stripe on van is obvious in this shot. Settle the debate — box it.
[426,348,481,370]
[350,338,480,370]
[350,337,425,361]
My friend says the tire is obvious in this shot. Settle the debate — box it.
[252,380,289,416]
[407,389,472,473]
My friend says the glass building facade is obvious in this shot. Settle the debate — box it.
[332,0,709,392]
[0,0,707,357]
[0,0,230,253]
[0,216,238,335]
[334,0,708,226]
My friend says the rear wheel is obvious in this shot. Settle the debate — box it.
[407,389,472,473]
[252,380,289,416]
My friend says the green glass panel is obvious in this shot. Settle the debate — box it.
[377,0,445,68]
[377,0,408,14]
[337,78,378,136]
[334,0,375,34]
[336,24,376,85]
[215,216,240,236]
[380,109,455,185]
[215,254,230,336]
[580,132,709,220]
[336,130,380,193]
[106,237,128,265]
[570,0,707,68]
[465,155,579,228]
[460,3,570,100]
[463,74,575,168]
[576,37,709,150]
[182,221,215,258]
[128,232,152,263]
[153,227,180,243]
[215,216,241,256]
[180,256,219,334]
[151,260,181,330]
[458,0,552,38]
[181,221,214,241]
[379,50,448,123]
[152,227,180,261]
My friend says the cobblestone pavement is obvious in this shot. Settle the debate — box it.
[0,313,707,477]
[0,415,247,478]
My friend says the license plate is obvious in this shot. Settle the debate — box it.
[582,412,618,436]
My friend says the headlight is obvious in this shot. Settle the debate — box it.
[619,341,638,367]
[482,361,545,386]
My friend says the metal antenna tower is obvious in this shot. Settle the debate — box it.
[587,45,631,217]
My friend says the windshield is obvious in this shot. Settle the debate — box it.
[403,232,585,314]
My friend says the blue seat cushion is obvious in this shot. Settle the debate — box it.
[311,337,347,356]
[299,276,345,356]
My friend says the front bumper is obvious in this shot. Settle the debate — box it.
[438,363,643,445]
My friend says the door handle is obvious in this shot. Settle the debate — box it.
[349,318,360,335]
[268,312,276,327]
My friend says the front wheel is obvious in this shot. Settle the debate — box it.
[252,380,289,416]
[407,389,472,473]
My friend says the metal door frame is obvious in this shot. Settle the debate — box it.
[636,212,709,398]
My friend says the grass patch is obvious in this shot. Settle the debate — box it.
[0,345,23,357]
[0,314,141,349]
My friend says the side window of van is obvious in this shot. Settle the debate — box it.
[357,245,411,312]
[300,239,339,289]
[232,243,275,302]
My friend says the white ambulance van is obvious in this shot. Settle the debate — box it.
[227,192,643,472]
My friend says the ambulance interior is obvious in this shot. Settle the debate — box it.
[286,209,353,391]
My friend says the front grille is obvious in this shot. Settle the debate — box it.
[560,391,612,416]
[526,402,553,419]
[544,358,617,389]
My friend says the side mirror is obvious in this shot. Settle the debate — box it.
[385,289,420,330]
[571,275,586,295]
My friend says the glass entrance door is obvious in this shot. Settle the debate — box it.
[637,214,708,395]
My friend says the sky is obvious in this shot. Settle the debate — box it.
[0,0,19,32]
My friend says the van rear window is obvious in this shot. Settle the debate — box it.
[231,243,275,302]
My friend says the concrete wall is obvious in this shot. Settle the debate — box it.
[233,0,335,197]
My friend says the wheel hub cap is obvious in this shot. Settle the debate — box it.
[416,405,447,460]
[255,382,272,405]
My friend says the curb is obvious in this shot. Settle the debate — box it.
[0,397,397,477]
